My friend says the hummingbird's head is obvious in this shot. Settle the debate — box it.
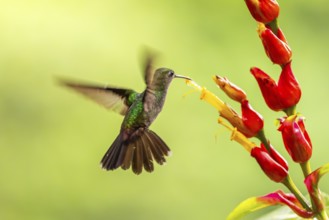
[151,68,190,91]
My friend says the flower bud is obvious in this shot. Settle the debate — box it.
[251,143,288,182]
[244,0,280,23]
[241,100,264,135]
[213,75,247,103]
[258,24,292,65]
[278,115,312,163]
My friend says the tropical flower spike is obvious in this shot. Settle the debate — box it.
[231,0,328,219]
[185,0,329,219]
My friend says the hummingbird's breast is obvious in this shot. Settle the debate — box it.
[142,88,166,124]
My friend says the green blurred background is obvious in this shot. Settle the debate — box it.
[1,1,329,219]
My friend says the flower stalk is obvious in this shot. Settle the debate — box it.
[282,176,312,212]
[184,0,328,218]
[300,161,312,178]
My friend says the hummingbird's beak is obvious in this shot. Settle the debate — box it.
[174,74,192,80]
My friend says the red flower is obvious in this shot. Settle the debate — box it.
[258,24,292,65]
[278,62,301,108]
[278,115,312,163]
[211,76,263,137]
[250,67,282,111]
[250,62,301,111]
[251,143,288,182]
[241,100,264,135]
[244,0,280,23]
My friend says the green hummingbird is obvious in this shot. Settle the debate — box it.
[60,56,190,174]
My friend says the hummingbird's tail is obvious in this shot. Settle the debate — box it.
[101,128,171,175]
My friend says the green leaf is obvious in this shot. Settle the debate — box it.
[227,197,271,220]
[318,163,329,178]
[256,205,303,220]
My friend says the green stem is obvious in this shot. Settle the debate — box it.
[317,210,329,220]
[282,176,312,212]
[300,161,312,178]
[256,129,271,152]
[312,190,329,220]
[283,105,297,116]
[301,161,317,213]
[301,161,329,220]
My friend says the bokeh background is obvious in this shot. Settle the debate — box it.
[1,1,329,219]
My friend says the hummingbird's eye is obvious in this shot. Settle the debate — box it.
[168,71,175,77]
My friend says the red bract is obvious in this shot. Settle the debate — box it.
[251,143,288,182]
[304,169,323,212]
[250,67,283,111]
[250,62,301,111]
[278,62,301,108]
[304,163,329,213]
[278,115,312,163]
[258,24,292,65]
[276,27,288,44]
[241,100,264,135]
[258,190,314,218]
[244,0,280,23]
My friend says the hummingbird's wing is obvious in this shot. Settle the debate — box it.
[142,53,155,87]
[101,128,171,174]
[59,80,139,115]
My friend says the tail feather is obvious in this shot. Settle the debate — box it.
[144,131,167,165]
[100,128,171,174]
[121,144,134,170]
[101,135,124,170]
[140,136,154,172]
[148,130,171,156]
[132,141,143,174]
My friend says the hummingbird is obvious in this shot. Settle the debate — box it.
[60,56,190,174]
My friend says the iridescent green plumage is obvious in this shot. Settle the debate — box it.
[123,96,144,129]
[60,55,190,174]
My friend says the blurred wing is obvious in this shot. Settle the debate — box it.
[142,52,155,87]
[59,80,139,115]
